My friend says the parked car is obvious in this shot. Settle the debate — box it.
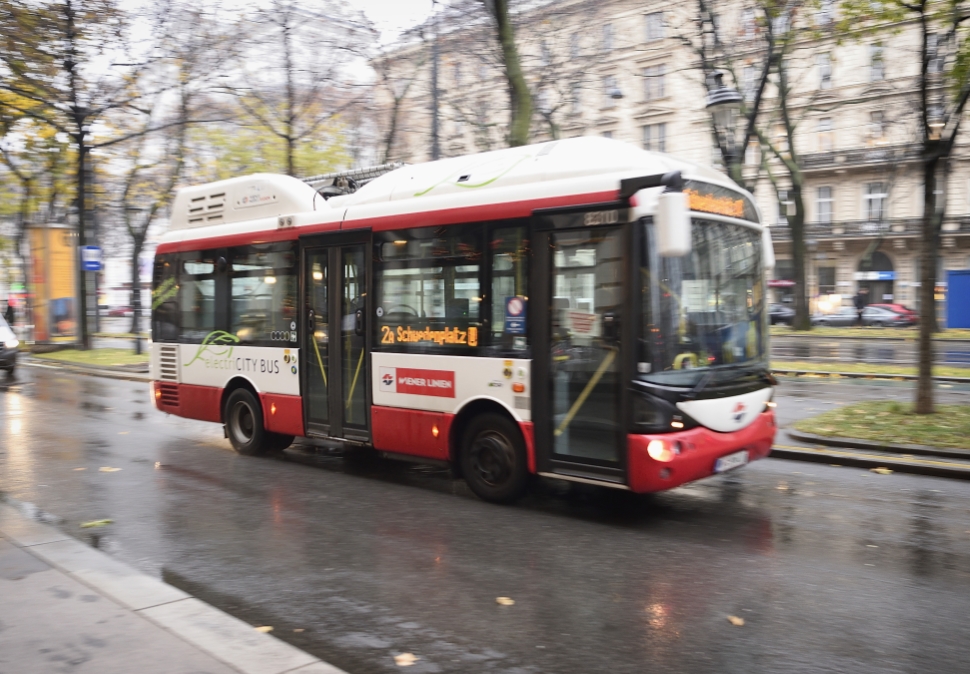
[862,306,916,327]
[811,305,915,327]
[769,303,795,325]
[107,306,133,318]
[0,314,18,376]
[869,303,919,324]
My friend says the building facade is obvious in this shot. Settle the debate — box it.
[374,1,970,319]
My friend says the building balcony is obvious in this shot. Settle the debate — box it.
[800,143,922,172]
[769,217,970,242]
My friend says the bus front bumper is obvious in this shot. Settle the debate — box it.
[627,411,776,493]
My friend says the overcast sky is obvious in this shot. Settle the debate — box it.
[357,0,434,42]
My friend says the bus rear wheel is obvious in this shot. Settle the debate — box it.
[225,388,267,456]
[460,413,529,504]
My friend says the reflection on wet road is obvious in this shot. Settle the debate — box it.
[772,336,970,367]
[2,368,970,673]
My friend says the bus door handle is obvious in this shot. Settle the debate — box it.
[307,308,315,332]
[602,311,620,344]
[355,309,364,337]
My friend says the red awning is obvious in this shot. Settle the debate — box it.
[768,279,796,288]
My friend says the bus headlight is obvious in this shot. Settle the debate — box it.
[4,339,17,349]
[647,440,676,462]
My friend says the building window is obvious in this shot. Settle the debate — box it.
[642,65,666,101]
[741,9,755,39]
[818,53,832,89]
[645,12,664,42]
[817,0,835,25]
[818,117,834,152]
[928,34,943,73]
[869,110,886,143]
[602,130,613,139]
[570,32,581,59]
[870,44,885,82]
[570,81,582,114]
[642,123,666,152]
[817,186,834,224]
[745,141,760,166]
[743,66,757,102]
[777,189,793,225]
[539,40,551,67]
[818,266,836,294]
[864,182,887,221]
[603,75,618,107]
[602,23,614,52]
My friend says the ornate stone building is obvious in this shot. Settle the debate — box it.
[373,1,970,319]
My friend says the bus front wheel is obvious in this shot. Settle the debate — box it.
[461,413,529,504]
[225,388,267,456]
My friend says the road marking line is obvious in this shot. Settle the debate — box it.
[772,444,970,470]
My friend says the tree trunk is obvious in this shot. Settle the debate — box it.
[915,156,938,414]
[788,182,811,331]
[76,138,90,349]
[130,234,144,353]
[489,0,531,147]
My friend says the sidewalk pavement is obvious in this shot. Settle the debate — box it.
[0,501,345,674]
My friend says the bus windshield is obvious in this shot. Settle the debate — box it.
[639,218,767,387]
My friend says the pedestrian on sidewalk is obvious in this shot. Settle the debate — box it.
[3,299,13,326]
[854,287,868,326]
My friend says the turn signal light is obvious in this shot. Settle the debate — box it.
[154,386,161,400]
[512,383,526,393]
[647,440,675,462]
[432,424,439,438]
[270,403,277,415]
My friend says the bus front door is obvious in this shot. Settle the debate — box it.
[532,219,631,487]
[302,233,371,443]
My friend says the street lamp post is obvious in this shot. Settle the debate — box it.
[705,71,744,174]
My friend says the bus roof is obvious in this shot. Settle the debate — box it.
[163,138,751,245]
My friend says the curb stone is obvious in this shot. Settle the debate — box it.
[0,500,348,674]
[24,356,151,383]
[769,445,970,480]
[772,369,970,383]
[787,429,970,460]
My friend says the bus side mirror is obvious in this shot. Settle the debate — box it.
[762,226,776,271]
[655,191,691,257]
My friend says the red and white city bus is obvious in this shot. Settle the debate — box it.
[150,137,777,503]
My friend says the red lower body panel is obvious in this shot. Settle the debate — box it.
[372,406,452,460]
[519,421,536,473]
[152,382,304,436]
[627,411,776,493]
[259,393,304,436]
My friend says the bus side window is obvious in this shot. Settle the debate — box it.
[489,226,530,354]
[152,253,179,342]
[179,253,218,342]
[229,243,297,345]
[375,225,482,352]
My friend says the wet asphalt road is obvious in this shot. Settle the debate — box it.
[2,367,970,674]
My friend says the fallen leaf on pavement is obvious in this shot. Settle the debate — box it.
[254,626,273,633]
[118,431,129,435]
[727,615,745,626]
[496,596,515,606]
[293,628,304,633]
[870,467,893,475]
[80,519,113,528]
[99,467,122,472]
[394,653,418,667]
[74,467,86,471]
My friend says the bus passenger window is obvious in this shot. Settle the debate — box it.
[375,226,482,352]
[490,226,530,353]
[229,243,297,345]
[180,255,217,342]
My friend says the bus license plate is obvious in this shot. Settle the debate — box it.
[714,450,749,473]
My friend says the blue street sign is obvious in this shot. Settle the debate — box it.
[81,245,102,272]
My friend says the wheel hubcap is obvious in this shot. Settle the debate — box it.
[470,431,514,487]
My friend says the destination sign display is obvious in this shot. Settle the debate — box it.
[683,181,758,222]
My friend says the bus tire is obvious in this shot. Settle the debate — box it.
[267,433,294,453]
[225,388,267,456]
[460,413,529,504]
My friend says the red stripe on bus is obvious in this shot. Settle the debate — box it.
[176,383,223,423]
[259,393,304,437]
[371,406,452,461]
[519,421,536,473]
[626,411,776,493]
[155,189,619,254]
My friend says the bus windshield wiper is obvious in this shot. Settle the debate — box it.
[684,371,715,400]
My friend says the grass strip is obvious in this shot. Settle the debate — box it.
[770,325,970,340]
[792,400,970,450]
[772,360,970,378]
[32,347,149,367]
